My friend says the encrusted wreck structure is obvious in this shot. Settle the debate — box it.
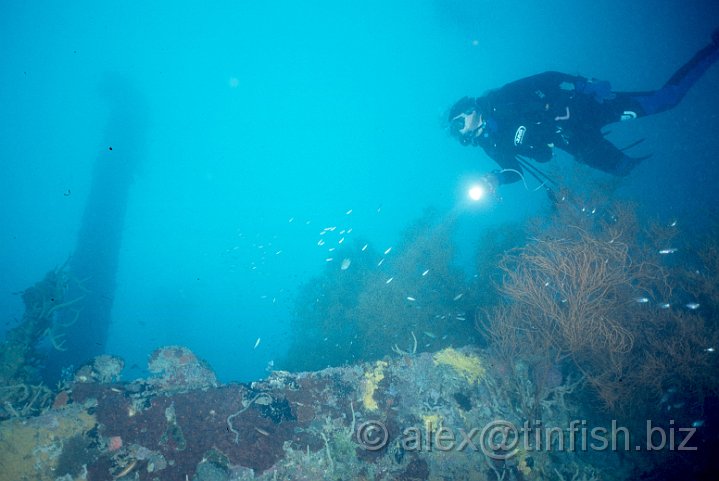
[0,345,609,481]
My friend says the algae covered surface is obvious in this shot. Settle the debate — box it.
[0,404,96,481]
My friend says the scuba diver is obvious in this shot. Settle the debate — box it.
[448,30,719,193]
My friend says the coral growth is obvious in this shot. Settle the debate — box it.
[361,360,388,412]
[147,345,218,392]
[0,403,96,481]
[73,354,124,384]
[432,348,485,385]
[481,198,719,420]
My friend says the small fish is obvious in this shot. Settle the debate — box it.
[325,257,334,262]
[635,297,650,304]
[377,258,384,267]
[422,269,429,276]
[705,347,715,353]
[423,331,436,338]
[659,303,671,309]
[338,237,345,244]
[591,208,596,214]
[317,239,325,246]
[406,296,416,301]
[384,247,392,255]
[453,293,464,301]
[346,209,353,215]
[692,420,705,428]
[385,277,394,284]
[686,303,701,310]
[253,337,261,349]
[255,427,270,436]
[288,217,294,223]
[669,220,677,227]
[456,316,466,321]
[361,244,368,252]
[340,258,351,270]
[544,281,550,287]
[658,248,678,255]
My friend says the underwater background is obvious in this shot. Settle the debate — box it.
[2,0,719,383]
[4,2,719,480]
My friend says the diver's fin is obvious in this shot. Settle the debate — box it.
[619,138,646,152]
[614,153,651,176]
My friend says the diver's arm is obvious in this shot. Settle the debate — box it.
[476,132,526,186]
[486,152,525,186]
[492,167,524,185]
[475,166,520,196]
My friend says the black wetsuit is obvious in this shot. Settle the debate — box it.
[473,37,719,185]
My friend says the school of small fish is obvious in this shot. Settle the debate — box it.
[232,208,707,361]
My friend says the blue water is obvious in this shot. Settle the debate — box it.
[2,0,718,382]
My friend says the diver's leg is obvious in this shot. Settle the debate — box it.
[664,31,719,90]
[565,136,647,176]
[619,32,719,118]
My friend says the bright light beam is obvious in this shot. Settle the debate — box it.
[468,184,486,201]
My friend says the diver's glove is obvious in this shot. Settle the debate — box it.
[480,172,500,194]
